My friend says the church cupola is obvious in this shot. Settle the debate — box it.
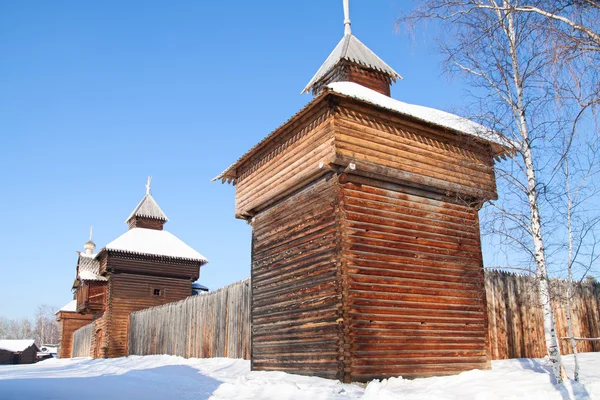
[125,177,168,230]
[302,0,401,97]
[83,226,96,255]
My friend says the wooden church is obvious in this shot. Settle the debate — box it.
[215,1,508,382]
[57,179,208,358]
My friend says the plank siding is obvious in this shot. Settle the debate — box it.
[72,323,93,357]
[250,174,343,380]
[340,176,489,381]
[56,311,93,358]
[129,279,251,359]
[486,271,600,358]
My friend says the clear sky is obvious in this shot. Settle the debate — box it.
[0,0,490,319]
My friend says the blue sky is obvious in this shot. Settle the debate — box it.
[0,1,491,319]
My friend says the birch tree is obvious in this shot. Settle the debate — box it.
[556,137,599,381]
[400,0,580,384]
[34,305,60,344]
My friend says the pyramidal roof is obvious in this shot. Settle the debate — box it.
[101,228,208,263]
[302,33,401,94]
[125,193,168,223]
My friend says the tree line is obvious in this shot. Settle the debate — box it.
[0,304,60,345]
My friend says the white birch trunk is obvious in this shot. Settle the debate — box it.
[502,1,564,384]
[523,144,564,384]
[565,160,580,381]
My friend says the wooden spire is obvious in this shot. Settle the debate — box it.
[126,178,168,230]
[343,0,351,35]
[302,0,401,96]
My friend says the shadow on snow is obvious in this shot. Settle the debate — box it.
[0,364,225,400]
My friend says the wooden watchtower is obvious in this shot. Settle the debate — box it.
[216,1,507,382]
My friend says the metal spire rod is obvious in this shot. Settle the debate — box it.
[343,0,352,35]
[146,176,152,195]
[89,226,93,241]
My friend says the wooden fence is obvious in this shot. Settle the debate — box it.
[72,323,93,358]
[486,270,600,359]
[129,279,251,359]
[127,272,599,361]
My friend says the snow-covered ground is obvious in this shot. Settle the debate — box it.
[0,353,598,400]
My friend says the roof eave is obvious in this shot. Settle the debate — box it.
[212,90,333,184]
[301,58,403,96]
[104,248,209,265]
[326,87,513,157]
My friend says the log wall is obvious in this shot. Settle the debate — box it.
[251,174,343,380]
[0,349,11,365]
[340,176,490,380]
[17,345,38,364]
[121,271,599,371]
[72,323,93,358]
[234,103,335,216]
[334,101,498,200]
[56,311,93,358]
[128,279,251,359]
[106,272,194,358]
[90,253,202,359]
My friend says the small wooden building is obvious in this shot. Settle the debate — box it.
[55,300,93,358]
[215,2,508,382]
[60,181,208,358]
[0,340,40,365]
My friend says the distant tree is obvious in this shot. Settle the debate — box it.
[0,317,8,339]
[556,137,600,381]
[34,305,60,344]
[0,304,60,344]
[6,318,34,340]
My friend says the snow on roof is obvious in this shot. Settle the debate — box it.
[192,282,209,291]
[77,253,106,282]
[99,228,208,263]
[40,345,58,354]
[79,270,108,281]
[0,340,38,352]
[303,34,401,94]
[39,346,57,354]
[57,300,77,313]
[125,194,168,223]
[327,81,508,147]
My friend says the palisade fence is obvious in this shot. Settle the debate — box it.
[486,270,600,359]
[72,323,93,358]
[128,272,599,362]
[129,278,251,359]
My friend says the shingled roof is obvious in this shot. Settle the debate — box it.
[302,34,402,95]
[100,227,208,263]
[77,253,106,282]
[125,193,168,223]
